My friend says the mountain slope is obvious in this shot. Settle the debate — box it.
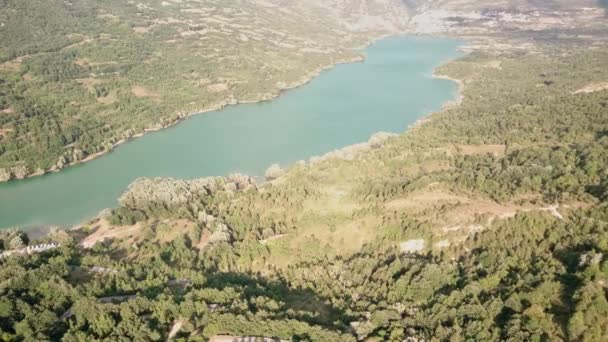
[2,40,608,340]
[1,0,606,180]
[0,0,410,180]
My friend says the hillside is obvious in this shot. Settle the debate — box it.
[1,38,608,340]
[2,0,608,341]
[1,0,607,181]
[0,0,411,181]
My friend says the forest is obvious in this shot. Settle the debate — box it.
[0,0,373,180]
[1,41,607,341]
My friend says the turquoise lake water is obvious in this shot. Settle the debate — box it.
[0,36,462,230]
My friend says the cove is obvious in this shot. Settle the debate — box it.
[0,36,462,230]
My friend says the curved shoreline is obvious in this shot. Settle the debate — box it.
[2,32,410,184]
[3,31,416,184]
[296,55,467,167]
[0,50,373,184]
[66,57,467,234]
[2,35,466,234]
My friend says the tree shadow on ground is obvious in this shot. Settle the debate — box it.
[204,271,354,332]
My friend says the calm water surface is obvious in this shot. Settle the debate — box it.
[0,36,462,229]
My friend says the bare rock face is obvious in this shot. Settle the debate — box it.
[264,163,284,180]
[12,165,29,179]
[98,208,113,219]
[0,165,31,181]
[122,129,135,139]
[72,149,85,162]
[0,168,11,182]
[56,155,67,169]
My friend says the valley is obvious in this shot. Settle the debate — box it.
[0,1,608,341]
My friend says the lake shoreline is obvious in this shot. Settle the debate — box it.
[68,40,468,233]
[67,54,468,236]
[297,53,468,165]
[1,34,407,184]
[1,34,467,233]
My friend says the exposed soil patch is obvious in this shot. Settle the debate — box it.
[0,60,21,72]
[156,219,197,243]
[77,77,103,91]
[385,189,466,212]
[131,85,162,103]
[74,58,88,67]
[167,319,184,340]
[81,218,142,248]
[97,94,117,105]
[484,60,502,69]
[133,26,153,34]
[302,186,358,216]
[400,239,426,253]
[207,82,229,93]
[455,144,506,156]
[574,82,608,94]
[0,128,13,138]
[75,58,119,67]
[97,13,119,20]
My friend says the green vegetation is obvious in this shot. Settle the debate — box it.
[4,0,604,182]
[0,0,408,180]
[2,42,608,340]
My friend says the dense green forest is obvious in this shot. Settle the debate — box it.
[1,43,607,340]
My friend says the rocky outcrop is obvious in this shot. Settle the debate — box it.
[411,6,606,35]
[0,165,30,181]
[11,165,29,179]
[0,168,11,182]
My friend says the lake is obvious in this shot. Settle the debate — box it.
[0,36,462,230]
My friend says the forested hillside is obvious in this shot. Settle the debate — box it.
[1,0,606,181]
[1,42,607,340]
[0,0,411,181]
